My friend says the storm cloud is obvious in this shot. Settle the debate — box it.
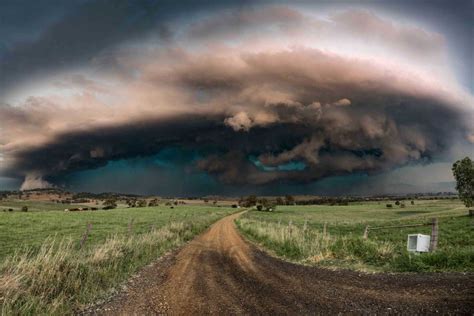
[0,3,472,191]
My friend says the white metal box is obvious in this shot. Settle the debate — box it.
[407,234,431,252]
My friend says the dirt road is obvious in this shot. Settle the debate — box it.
[94,213,473,315]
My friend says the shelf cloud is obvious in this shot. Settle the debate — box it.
[0,3,472,191]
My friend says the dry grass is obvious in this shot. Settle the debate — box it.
[237,218,392,264]
[236,217,473,272]
[0,220,214,315]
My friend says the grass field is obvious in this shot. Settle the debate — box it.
[0,201,232,260]
[0,201,235,314]
[237,199,473,272]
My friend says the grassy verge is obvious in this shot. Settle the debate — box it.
[236,200,473,273]
[0,208,233,314]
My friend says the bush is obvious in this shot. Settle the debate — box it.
[21,206,28,212]
[386,204,392,208]
[103,199,117,209]
[284,195,295,205]
[136,200,147,208]
[147,199,159,207]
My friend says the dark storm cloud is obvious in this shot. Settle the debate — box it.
[2,47,472,189]
[0,0,252,98]
[0,2,472,191]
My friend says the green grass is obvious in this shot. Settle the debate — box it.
[0,203,235,314]
[237,199,473,272]
[0,204,232,260]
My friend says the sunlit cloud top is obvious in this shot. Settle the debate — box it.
[0,0,472,194]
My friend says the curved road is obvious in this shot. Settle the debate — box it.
[95,213,473,314]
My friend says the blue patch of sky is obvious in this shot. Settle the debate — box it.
[248,155,306,171]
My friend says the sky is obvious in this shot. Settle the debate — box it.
[0,0,473,196]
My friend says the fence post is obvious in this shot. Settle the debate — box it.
[128,219,134,235]
[363,225,369,239]
[303,219,308,231]
[430,218,438,252]
[79,223,92,249]
[323,222,327,237]
[288,220,293,234]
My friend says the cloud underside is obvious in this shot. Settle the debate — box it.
[1,46,471,189]
[0,6,472,190]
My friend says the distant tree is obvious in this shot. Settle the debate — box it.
[395,200,400,206]
[452,157,474,208]
[411,200,415,205]
[276,197,284,205]
[103,199,117,210]
[258,198,269,207]
[21,206,28,212]
[242,195,257,207]
[137,200,147,208]
[386,204,393,208]
[284,195,295,205]
[148,199,159,207]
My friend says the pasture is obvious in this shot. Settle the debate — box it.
[0,201,236,314]
[0,201,234,260]
[237,199,473,272]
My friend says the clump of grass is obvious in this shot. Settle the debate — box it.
[236,217,474,272]
[0,219,215,314]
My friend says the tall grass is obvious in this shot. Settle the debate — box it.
[0,220,213,314]
[236,217,474,272]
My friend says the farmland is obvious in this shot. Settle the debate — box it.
[0,200,236,314]
[0,200,234,260]
[237,199,473,272]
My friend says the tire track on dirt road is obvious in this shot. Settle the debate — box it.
[92,212,473,315]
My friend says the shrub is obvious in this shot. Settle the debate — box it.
[103,199,117,209]
[284,195,295,205]
[386,204,392,208]
[147,199,159,207]
[136,200,147,208]
[21,206,28,212]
